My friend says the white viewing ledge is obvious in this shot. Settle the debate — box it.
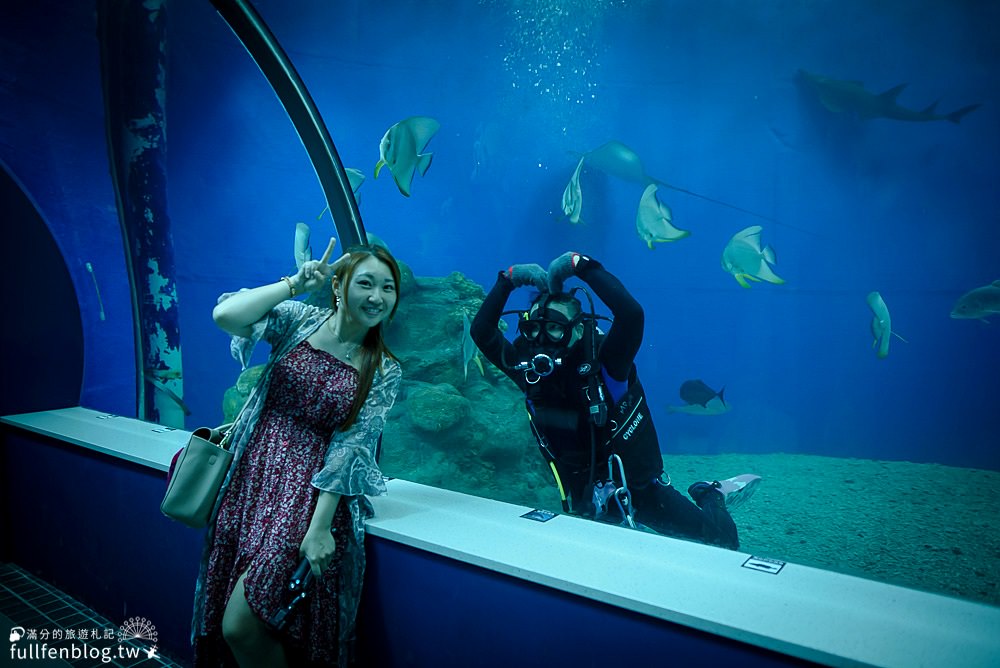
[4,407,1000,668]
[1,406,189,471]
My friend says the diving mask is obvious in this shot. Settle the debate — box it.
[517,310,579,344]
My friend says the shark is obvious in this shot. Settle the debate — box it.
[797,69,982,123]
[635,183,689,248]
[950,280,1000,322]
[375,116,440,197]
[866,291,907,359]
[721,225,785,288]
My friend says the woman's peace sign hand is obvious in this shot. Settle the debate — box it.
[295,238,349,293]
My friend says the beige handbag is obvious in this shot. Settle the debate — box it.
[160,424,235,528]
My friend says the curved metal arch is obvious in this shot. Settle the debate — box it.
[210,0,366,248]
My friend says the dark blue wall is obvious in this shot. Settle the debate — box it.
[357,537,819,668]
[1,426,819,667]
[0,429,204,663]
[0,0,136,418]
[0,166,84,416]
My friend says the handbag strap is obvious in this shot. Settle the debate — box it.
[217,398,249,450]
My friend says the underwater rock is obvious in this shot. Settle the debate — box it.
[222,364,265,421]
[235,364,263,395]
[378,264,557,508]
[222,385,245,423]
[404,382,469,432]
[397,261,416,297]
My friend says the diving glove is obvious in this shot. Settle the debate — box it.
[507,263,548,291]
[547,251,580,293]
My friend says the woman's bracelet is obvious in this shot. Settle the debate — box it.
[280,276,298,297]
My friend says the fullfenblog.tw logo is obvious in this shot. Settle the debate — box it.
[8,616,160,664]
[117,616,158,646]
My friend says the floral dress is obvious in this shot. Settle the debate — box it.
[192,301,401,667]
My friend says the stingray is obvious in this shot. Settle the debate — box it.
[582,140,810,231]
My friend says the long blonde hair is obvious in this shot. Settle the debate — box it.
[332,245,401,428]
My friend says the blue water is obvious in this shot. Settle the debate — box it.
[3,0,998,469]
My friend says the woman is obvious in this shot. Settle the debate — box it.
[192,240,402,667]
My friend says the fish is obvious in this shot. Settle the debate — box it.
[85,261,106,321]
[581,140,786,227]
[365,232,392,253]
[344,167,366,194]
[584,140,653,185]
[721,225,785,288]
[316,167,365,222]
[294,222,312,269]
[666,396,730,416]
[950,280,1000,322]
[866,291,908,359]
[562,156,585,224]
[679,379,726,408]
[471,121,498,181]
[635,183,689,248]
[797,69,981,124]
[462,313,484,381]
[375,116,440,197]
[143,371,192,416]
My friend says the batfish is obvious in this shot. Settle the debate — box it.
[721,225,785,288]
[866,291,907,359]
[636,183,689,248]
[375,116,440,197]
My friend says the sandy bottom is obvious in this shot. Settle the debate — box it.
[663,453,1000,607]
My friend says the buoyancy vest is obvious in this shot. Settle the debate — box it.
[525,355,664,488]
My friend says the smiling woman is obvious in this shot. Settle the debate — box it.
[2,0,1000,665]
[195,242,403,667]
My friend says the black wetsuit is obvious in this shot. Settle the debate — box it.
[471,257,739,549]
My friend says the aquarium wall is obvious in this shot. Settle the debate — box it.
[2,0,998,610]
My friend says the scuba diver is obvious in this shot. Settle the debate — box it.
[470,251,760,550]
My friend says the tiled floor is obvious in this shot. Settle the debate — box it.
[0,563,188,667]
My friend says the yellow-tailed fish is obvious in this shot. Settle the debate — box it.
[721,225,785,288]
[374,116,440,197]
[636,184,689,248]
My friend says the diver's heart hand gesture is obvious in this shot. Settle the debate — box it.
[295,238,349,293]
